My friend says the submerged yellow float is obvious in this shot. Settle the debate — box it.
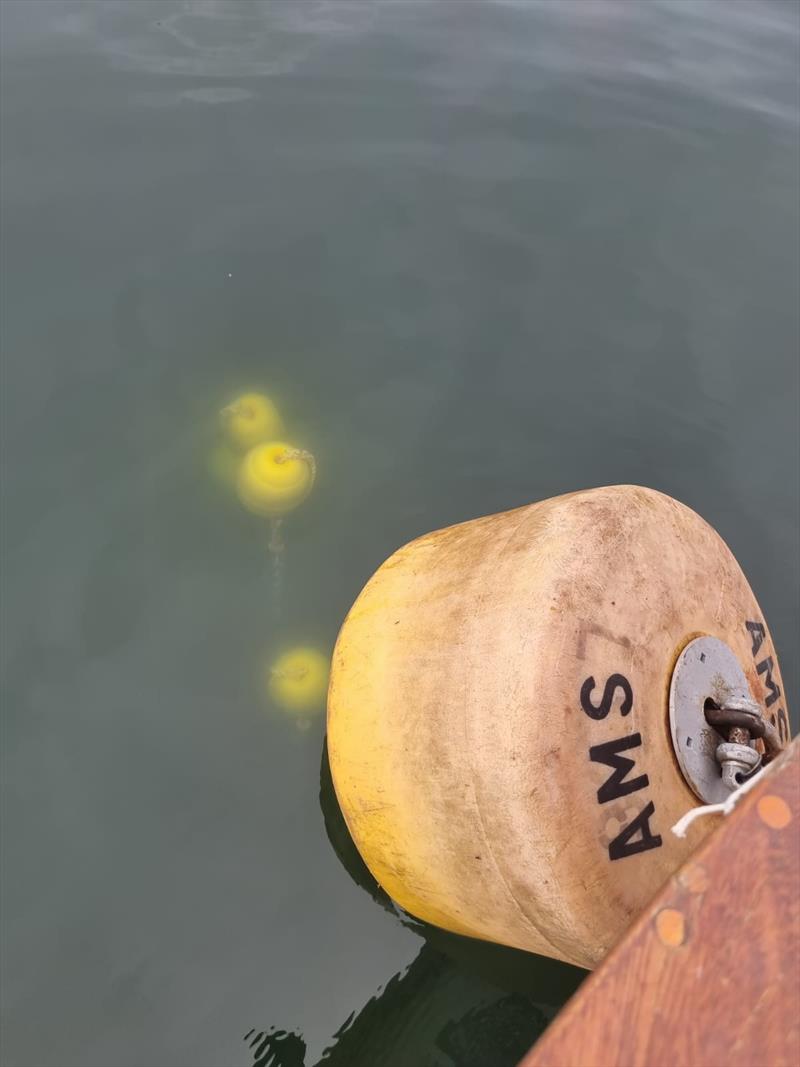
[268,647,329,714]
[221,391,283,451]
[237,441,316,518]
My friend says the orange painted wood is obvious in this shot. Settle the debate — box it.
[519,738,800,1067]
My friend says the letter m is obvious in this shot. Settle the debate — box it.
[756,657,781,708]
[589,733,649,804]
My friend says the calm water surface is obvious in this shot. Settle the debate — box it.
[1,2,798,1066]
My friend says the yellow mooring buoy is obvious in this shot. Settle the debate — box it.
[327,485,790,969]
[268,647,330,717]
[237,441,316,518]
[221,391,283,452]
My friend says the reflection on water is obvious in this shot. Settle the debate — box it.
[1,1,798,1065]
[240,747,584,1067]
[42,0,380,79]
[245,1028,306,1067]
[27,0,800,125]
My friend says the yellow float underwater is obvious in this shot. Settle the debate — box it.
[221,391,283,451]
[237,441,316,518]
[268,647,329,715]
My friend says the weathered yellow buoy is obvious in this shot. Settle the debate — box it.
[269,647,329,714]
[327,485,789,969]
[237,441,316,518]
[221,391,283,451]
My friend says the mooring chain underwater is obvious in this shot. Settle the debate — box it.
[248,442,314,621]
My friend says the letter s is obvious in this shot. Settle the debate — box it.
[580,673,633,720]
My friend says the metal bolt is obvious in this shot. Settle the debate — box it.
[715,741,760,789]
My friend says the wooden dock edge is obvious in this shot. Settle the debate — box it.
[519,737,800,1067]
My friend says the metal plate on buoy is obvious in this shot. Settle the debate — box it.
[669,636,755,804]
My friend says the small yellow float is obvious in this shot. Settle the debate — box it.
[237,441,316,518]
[268,646,330,719]
[220,391,283,451]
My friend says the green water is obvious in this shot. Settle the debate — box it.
[1,2,798,1066]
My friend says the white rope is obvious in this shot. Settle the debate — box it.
[671,762,770,838]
